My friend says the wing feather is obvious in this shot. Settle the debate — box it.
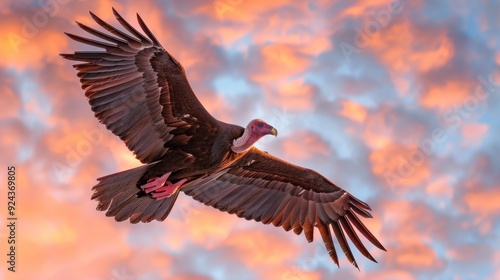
[89,11,142,47]
[260,192,284,224]
[339,216,376,263]
[130,200,157,224]
[331,221,357,269]
[141,199,165,223]
[303,217,314,243]
[182,147,385,268]
[317,220,339,267]
[62,8,218,164]
[251,190,282,222]
[111,8,153,45]
[346,210,386,251]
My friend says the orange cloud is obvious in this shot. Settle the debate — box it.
[206,0,294,22]
[363,105,431,190]
[341,0,399,17]
[420,81,472,110]
[367,269,416,280]
[252,44,309,82]
[2,26,68,70]
[224,229,299,267]
[393,242,444,269]
[2,1,499,278]
[338,100,367,123]
[425,176,454,198]
[184,206,238,249]
[199,2,332,59]
[14,181,132,279]
[272,78,315,111]
[464,187,500,216]
[282,131,331,160]
[368,20,454,74]
[382,200,437,245]
[0,81,21,119]
[251,12,331,55]
[363,106,428,150]
[378,200,447,273]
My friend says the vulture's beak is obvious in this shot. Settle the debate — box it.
[270,127,278,137]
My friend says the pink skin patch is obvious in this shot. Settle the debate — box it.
[140,172,187,199]
[231,119,277,153]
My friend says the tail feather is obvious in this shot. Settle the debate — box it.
[92,163,180,223]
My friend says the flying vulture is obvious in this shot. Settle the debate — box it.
[61,8,386,269]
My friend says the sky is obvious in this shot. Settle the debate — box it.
[1,0,500,279]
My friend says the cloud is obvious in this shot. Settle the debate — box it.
[338,100,367,123]
[250,43,310,83]
[272,78,315,111]
[2,0,500,279]
[464,187,500,217]
[461,122,489,146]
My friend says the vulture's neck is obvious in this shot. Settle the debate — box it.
[231,128,257,153]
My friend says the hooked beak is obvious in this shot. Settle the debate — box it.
[270,127,278,137]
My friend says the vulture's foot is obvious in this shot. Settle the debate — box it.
[140,172,172,193]
[140,172,187,199]
[150,178,187,199]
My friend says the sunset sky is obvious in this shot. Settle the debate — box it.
[1,0,500,279]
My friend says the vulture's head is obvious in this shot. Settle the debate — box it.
[248,119,278,138]
[231,119,278,153]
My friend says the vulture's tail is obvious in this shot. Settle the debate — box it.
[91,164,180,223]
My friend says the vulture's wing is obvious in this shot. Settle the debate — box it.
[182,147,386,269]
[61,9,217,163]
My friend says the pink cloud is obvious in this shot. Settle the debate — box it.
[251,43,310,83]
[2,1,499,279]
[464,187,500,217]
[281,131,332,161]
[461,122,489,146]
[223,229,300,268]
[272,78,315,111]
[338,100,367,123]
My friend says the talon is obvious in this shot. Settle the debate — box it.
[140,172,171,193]
[150,178,187,199]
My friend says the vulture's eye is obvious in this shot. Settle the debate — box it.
[258,122,264,128]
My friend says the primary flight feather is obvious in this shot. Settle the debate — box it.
[61,8,386,269]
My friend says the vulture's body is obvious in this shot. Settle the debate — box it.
[61,8,386,269]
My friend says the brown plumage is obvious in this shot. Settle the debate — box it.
[61,8,386,269]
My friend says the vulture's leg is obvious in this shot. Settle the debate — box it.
[140,172,187,199]
[150,178,187,199]
[140,172,172,193]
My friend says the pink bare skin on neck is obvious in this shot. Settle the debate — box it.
[231,119,277,153]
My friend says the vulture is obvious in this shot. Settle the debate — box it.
[61,8,386,269]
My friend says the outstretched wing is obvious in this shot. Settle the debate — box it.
[182,147,386,268]
[61,8,217,163]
